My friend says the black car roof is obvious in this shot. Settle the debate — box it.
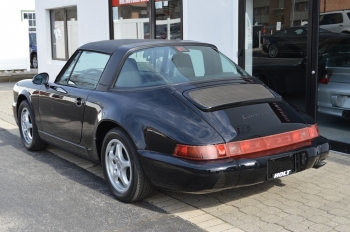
[79,39,216,54]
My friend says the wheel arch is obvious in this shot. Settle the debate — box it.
[16,93,32,120]
[95,120,136,161]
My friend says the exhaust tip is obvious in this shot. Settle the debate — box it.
[342,110,350,120]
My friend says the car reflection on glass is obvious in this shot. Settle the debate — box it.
[254,36,350,94]
[318,37,350,119]
[262,26,348,58]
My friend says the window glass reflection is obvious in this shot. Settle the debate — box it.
[111,0,149,39]
[155,0,181,40]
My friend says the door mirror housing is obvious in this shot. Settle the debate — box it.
[32,73,49,85]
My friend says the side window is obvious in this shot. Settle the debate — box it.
[57,51,81,85]
[64,51,110,89]
[288,28,306,37]
[274,30,288,37]
[337,13,344,23]
[320,13,343,25]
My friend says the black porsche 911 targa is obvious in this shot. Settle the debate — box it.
[12,39,329,202]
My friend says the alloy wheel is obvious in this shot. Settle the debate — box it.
[268,44,279,58]
[21,108,33,144]
[105,139,132,193]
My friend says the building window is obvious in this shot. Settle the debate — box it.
[253,7,269,16]
[111,0,149,39]
[155,0,181,40]
[22,11,36,32]
[295,2,308,11]
[110,0,182,40]
[50,7,78,60]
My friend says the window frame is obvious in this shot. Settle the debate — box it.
[50,6,78,61]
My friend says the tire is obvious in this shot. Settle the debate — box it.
[268,44,279,58]
[102,128,154,202]
[18,101,47,151]
[31,54,38,69]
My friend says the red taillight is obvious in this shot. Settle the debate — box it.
[173,125,320,160]
[320,72,332,84]
[263,26,267,34]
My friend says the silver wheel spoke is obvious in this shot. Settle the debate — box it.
[21,108,33,144]
[120,170,130,187]
[105,138,132,193]
[116,144,123,161]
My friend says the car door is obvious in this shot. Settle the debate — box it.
[286,27,307,53]
[39,50,110,144]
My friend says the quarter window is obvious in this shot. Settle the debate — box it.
[50,7,78,60]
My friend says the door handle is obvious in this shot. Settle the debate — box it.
[75,98,85,107]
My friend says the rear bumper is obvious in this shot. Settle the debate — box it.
[138,136,329,193]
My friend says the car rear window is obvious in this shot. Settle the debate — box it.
[114,46,248,88]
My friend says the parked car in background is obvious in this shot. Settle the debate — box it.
[12,39,329,202]
[320,10,350,34]
[29,33,38,68]
[318,37,350,119]
[262,26,348,58]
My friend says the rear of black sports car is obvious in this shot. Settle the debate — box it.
[138,81,329,193]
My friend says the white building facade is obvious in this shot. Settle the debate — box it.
[0,0,36,70]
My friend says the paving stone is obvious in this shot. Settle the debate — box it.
[335,224,350,232]
[205,223,234,232]
[197,218,225,229]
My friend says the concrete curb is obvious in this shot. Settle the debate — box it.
[0,71,37,82]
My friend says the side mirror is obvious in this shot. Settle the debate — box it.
[32,73,49,85]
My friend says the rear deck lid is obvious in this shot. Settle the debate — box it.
[176,83,309,143]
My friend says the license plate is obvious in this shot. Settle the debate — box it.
[268,154,295,179]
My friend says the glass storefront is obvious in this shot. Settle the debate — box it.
[110,0,182,40]
[244,0,350,153]
[317,1,350,149]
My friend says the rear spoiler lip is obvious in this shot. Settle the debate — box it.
[183,96,283,112]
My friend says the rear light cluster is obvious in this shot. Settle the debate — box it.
[320,72,332,84]
[173,125,320,160]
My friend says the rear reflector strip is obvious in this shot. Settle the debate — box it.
[173,125,320,160]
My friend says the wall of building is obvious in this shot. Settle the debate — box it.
[36,0,110,80]
[0,0,35,70]
[182,0,239,63]
[320,0,350,13]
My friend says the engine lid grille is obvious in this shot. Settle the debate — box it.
[186,84,276,110]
